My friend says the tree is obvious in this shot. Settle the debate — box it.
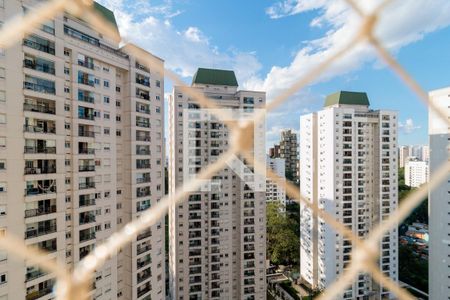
[267,202,300,266]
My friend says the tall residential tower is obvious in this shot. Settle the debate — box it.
[428,86,450,299]
[0,1,165,299]
[299,91,398,299]
[169,68,266,300]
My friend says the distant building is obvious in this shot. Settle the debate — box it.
[269,130,299,184]
[428,86,450,300]
[399,145,411,168]
[404,158,429,187]
[266,156,286,209]
[300,91,398,299]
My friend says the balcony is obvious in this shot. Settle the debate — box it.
[136,176,151,184]
[137,254,151,269]
[136,188,151,198]
[79,212,96,225]
[137,244,151,255]
[25,205,56,218]
[25,224,57,239]
[79,182,95,190]
[136,76,150,87]
[79,231,96,243]
[24,165,56,175]
[137,268,152,284]
[24,81,55,94]
[23,36,55,55]
[23,102,55,114]
[24,124,56,134]
[79,195,96,207]
[78,90,95,103]
[137,229,152,241]
[137,283,151,298]
[136,135,150,142]
[26,287,53,300]
[26,269,47,282]
[77,59,94,70]
[136,147,150,155]
[135,62,150,73]
[136,89,150,100]
[25,184,56,196]
[24,59,55,75]
[24,146,56,154]
[78,148,95,155]
[79,165,95,172]
[136,120,150,128]
[78,130,95,138]
[136,161,150,169]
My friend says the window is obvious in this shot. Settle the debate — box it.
[65,104,70,111]
[65,141,70,148]
[0,91,5,102]
[64,49,70,56]
[65,159,70,166]
[0,206,5,216]
[64,86,70,93]
[104,96,110,104]
[0,183,6,192]
[65,178,70,184]
[0,273,6,285]
[116,100,121,107]
[65,196,71,203]
[65,122,70,130]
[156,107,161,113]
[103,67,109,72]
[0,68,5,78]
[104,113,110,120]
[116,130,121,137]
[116,115,121,122]
[104,128,110,135]
[64,67,70,75]
[0,160,5,170]
[116,86,121,92]
[104,80,109,88]
[156,80,161,87]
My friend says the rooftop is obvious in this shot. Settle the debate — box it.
[93,2,119,33]
[192,68,238,87]
[324,91,370,107]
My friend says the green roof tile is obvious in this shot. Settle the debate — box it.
[324,91,370,107]
[192,68,238,86]
[93,2,119,33]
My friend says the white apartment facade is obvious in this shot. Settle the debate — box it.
[0,1,165,299]
[404,159,429,188]
[266,156,286,209]
[168,68,266,300]
[300,91,398,299]
[428,87,450,300]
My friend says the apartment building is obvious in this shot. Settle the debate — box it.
[0,1,165,299]
[270,129,299,184]
[428,87,450,300]
[168,68,266,300]
[299,91,398,299]
[266,156,286,209]
[399,145,411,168]
[404,158,429,188]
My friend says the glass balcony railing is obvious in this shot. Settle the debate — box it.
[25,225,57,239]
[24,59,55,75]
[79,182,95,189]
[23,82,55,94]
[24,125,56,134]
[23,38,55,55]
[79,165,95,172]
[26,286,53,300]
[24,166,56,175]
[23,103,55,114]
[24,146,56,154]
[25,185,56,196]
[25,205,56,218]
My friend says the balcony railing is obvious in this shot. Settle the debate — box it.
[26,287,53,300]
[136,190,151,198]
[79,148,95,155]
[23,103,55,114]
[25,186,56,196]
[24,166,56,175]
[78,130,95,138]
[77,60,94,70]
[24,82,55,94]
[137,244,151,255]
[24,125,56,134]
[79,198,96,207]
[137,269,152,284]
[137,230,152,241]
[25,269,47,282]
[136,78,150,87]
[136,136,150,142]
[79,182,95,190]
[79,165,95,172]
[25,225,57,239]
[136,92,150,100]
[79,232,96,243]
[136,121,150,128]
[137,284,151,298]
[79,215,96,225]
[136,177,151,184]
[24,60,55,75]
[23,39,55,55]
[78,114,95,121]
[136,149,150,155]
[25,205,56,218]
[24,146,56,154]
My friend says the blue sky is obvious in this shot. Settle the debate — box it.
[99,0,450,148]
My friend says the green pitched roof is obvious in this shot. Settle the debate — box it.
[93,2,119,33]
[192,68,238,86]
[324,91,370,107]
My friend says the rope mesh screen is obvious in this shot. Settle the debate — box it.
[0,0,445,299]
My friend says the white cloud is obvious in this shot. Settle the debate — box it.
[399,118,421,134]
[97,0,262,81]
[253,0,450,102]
